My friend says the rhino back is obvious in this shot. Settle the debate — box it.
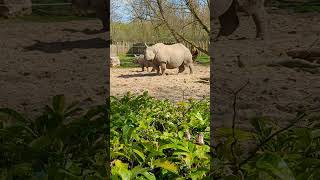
[213,0,265,17]
[160,44,192,69]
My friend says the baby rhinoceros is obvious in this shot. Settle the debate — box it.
[133,54,155,72]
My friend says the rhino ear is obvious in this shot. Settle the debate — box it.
[144,43,148,48]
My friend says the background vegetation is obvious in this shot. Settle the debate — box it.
[118,54,210,68]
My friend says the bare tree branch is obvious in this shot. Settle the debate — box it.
[151,0,208,54]
[175,32,208,55]
[230,80,250,174]
[184,0,210,34]
[155,0,181,43]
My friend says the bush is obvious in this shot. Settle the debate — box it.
[110,92,210,179]
[1,92,319,179]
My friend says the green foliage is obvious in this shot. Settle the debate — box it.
[111,20,209,43]
[212,115,320,179]
[0,95,108,179]
[110,92,210,179]
[0,0,96,22]
[117,55,210,68]
[117,55,138,68]
[195,55,210,66]
[276,0,320,13]
[1,93,319,179]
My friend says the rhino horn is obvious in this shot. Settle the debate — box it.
[144,43,148,47]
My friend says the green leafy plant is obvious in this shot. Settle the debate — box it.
[1,92,319,179]
[0,95,108,180]
[110,92,210,179]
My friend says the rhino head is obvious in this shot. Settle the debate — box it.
[144,43,156,61]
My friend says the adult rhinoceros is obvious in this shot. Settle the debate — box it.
[71,0,108,31]
[213,0,269,40]
[144,43,194,75]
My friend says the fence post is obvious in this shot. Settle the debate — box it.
[116,42,118,55]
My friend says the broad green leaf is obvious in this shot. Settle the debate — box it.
[122,125,135,144]
[311,129,320,139]
[256,153,295,180]
[111,160,132,180]
[152,159,178,174]
[0,108,29,124]
[29,135,51,149]
[111,152,132,161]
[141,172,156,180]
[52,94,65,114]
[130,166,155,180]
[84,105,104,120]
[133,149,145,162]
[159,143,189,152]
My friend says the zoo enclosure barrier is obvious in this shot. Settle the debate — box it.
[110,41,209,57]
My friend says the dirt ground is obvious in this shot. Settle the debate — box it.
[0,9,320,127]
[211,9,320,128]
[110,65,210,102]
[0,20,108,116]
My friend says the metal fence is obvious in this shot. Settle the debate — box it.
[110,41,209,56]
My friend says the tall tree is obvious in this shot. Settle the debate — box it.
[127,0,209,55]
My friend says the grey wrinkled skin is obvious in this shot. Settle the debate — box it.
[213,0,269,40]
[133,54,155,72]
[144,43,194,76]
[71,0,108,31]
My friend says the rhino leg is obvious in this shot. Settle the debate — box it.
[251,9,268,39]
[188,64,194,74]
[178,65,185,73]
[160,63,166,76]
[217,0,239,37]
[154,65,160,75]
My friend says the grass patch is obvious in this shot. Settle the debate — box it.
[276,1,320,13]
[195,55,210,66]
[118,54,139,68]
[0,0,97,23]
[117,54,210,68]
[14,15,95,23]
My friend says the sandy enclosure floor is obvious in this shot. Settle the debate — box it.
[110,65,210,102]
[0,9,319,127]
[210,10,320,128]
[0,20,108,116]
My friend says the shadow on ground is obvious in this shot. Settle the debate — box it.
[117,72,188,78]
[118,73,159,78]
[23,38,108,53]
[62,28,105,35]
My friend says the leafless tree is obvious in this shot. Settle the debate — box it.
[126,0,209,55]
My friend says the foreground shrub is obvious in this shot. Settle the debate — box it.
[1,92,319,179]
[0,95,108,179]
[110,92,210,179]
